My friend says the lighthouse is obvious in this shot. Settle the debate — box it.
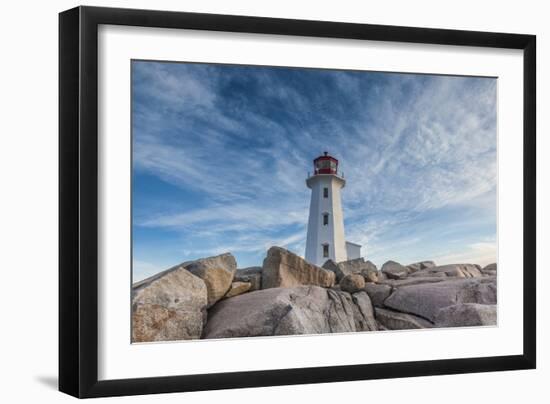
[305,152,361,266]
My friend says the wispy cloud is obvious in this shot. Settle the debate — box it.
[431,240,497,268]
[132,61,497,276]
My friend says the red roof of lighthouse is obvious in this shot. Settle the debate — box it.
[313,152,339,175]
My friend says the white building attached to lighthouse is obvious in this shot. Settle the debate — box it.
[305,152,361,266]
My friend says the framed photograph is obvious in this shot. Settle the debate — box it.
[59,6,536,398]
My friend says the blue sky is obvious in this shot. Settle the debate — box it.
[132,60,497,282]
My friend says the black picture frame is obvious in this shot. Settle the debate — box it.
[59,5,536,398]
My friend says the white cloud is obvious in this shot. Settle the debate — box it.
[431,241,497,268]
[139,202,307,231]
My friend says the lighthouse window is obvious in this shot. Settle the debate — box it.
[317,160,330,170]
[323,213,329,226]
[323,187,329,198]
[323,244,329,258]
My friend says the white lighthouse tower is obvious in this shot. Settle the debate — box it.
[305,152,360,266]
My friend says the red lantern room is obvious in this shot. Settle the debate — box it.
[313,152,339,175]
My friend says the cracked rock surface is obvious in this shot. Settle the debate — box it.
[132,266,207,342]
[203,285,377,339]
[383,277,496,322]
[262,247,335,289]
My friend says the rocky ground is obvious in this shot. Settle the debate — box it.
[132,247,497,342]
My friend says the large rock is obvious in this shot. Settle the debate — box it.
[322,258,351,282]
[434,303,497,327]
[406,260,436,273]
[482,263,497,272]
[410,264,483,279]
[132,266,207,342]
[384,277,496,322]
[322,259,339,276]
[335,258,377,283]
[444,264,483,278]
[204,286,375,339]
[351,291,378,331]
[340,273,365,293]
[262,247,335,289]
[363,269,379,283]
[337,257,367,274]
[375,307,434,330]
[325,289,375,332]
[364,283,392,307]
[381,260,409,280]
[323,258,376,283]
[364,260,379,272]
[378,277,447,288]
[234,266,262,291]
[360,261,379,282]
[185,253,237,307]
[409,270,448,278]
[224,281,251,299]
[481,263,497,277]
